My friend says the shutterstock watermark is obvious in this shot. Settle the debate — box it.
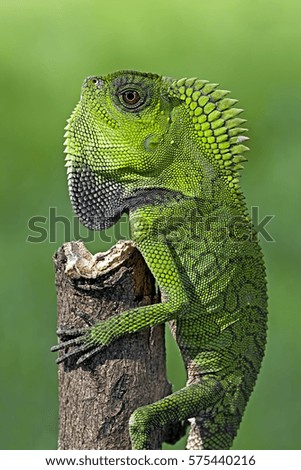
[26,206,275,244]
[27,208,127,244]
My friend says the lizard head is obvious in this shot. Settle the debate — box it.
[64,70,177,230]
[64,70,250,230]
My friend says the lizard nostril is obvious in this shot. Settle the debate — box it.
[91,78,98,85]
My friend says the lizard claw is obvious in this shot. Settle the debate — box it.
[55,326,87,337]
[76,346,103,365]
[50,334,85,352]
[55,342,95,364]
[51,323,101,364]
[51,313,109,365]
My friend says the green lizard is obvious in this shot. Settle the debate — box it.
[52,71,268,450]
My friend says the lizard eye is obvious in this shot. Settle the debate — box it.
[120,89,144,109]
[113,79,150,113]
[119,89,145,111]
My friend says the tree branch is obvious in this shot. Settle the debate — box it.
[53,240,176,450]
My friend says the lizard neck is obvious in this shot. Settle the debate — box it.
[126,105,245,217]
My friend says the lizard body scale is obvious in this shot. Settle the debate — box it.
[52,71,268,450]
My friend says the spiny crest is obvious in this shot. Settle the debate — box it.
[168,77,249,203]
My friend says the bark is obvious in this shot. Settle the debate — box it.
[53,240,176,450]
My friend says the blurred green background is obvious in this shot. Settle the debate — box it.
[0,0,300,450]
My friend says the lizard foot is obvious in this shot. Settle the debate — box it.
[51,315,103,365]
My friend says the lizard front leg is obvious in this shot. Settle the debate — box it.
[52,301,181,364]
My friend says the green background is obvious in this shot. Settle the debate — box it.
[0,0,300,450]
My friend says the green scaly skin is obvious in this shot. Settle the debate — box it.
[52,71,268,450]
